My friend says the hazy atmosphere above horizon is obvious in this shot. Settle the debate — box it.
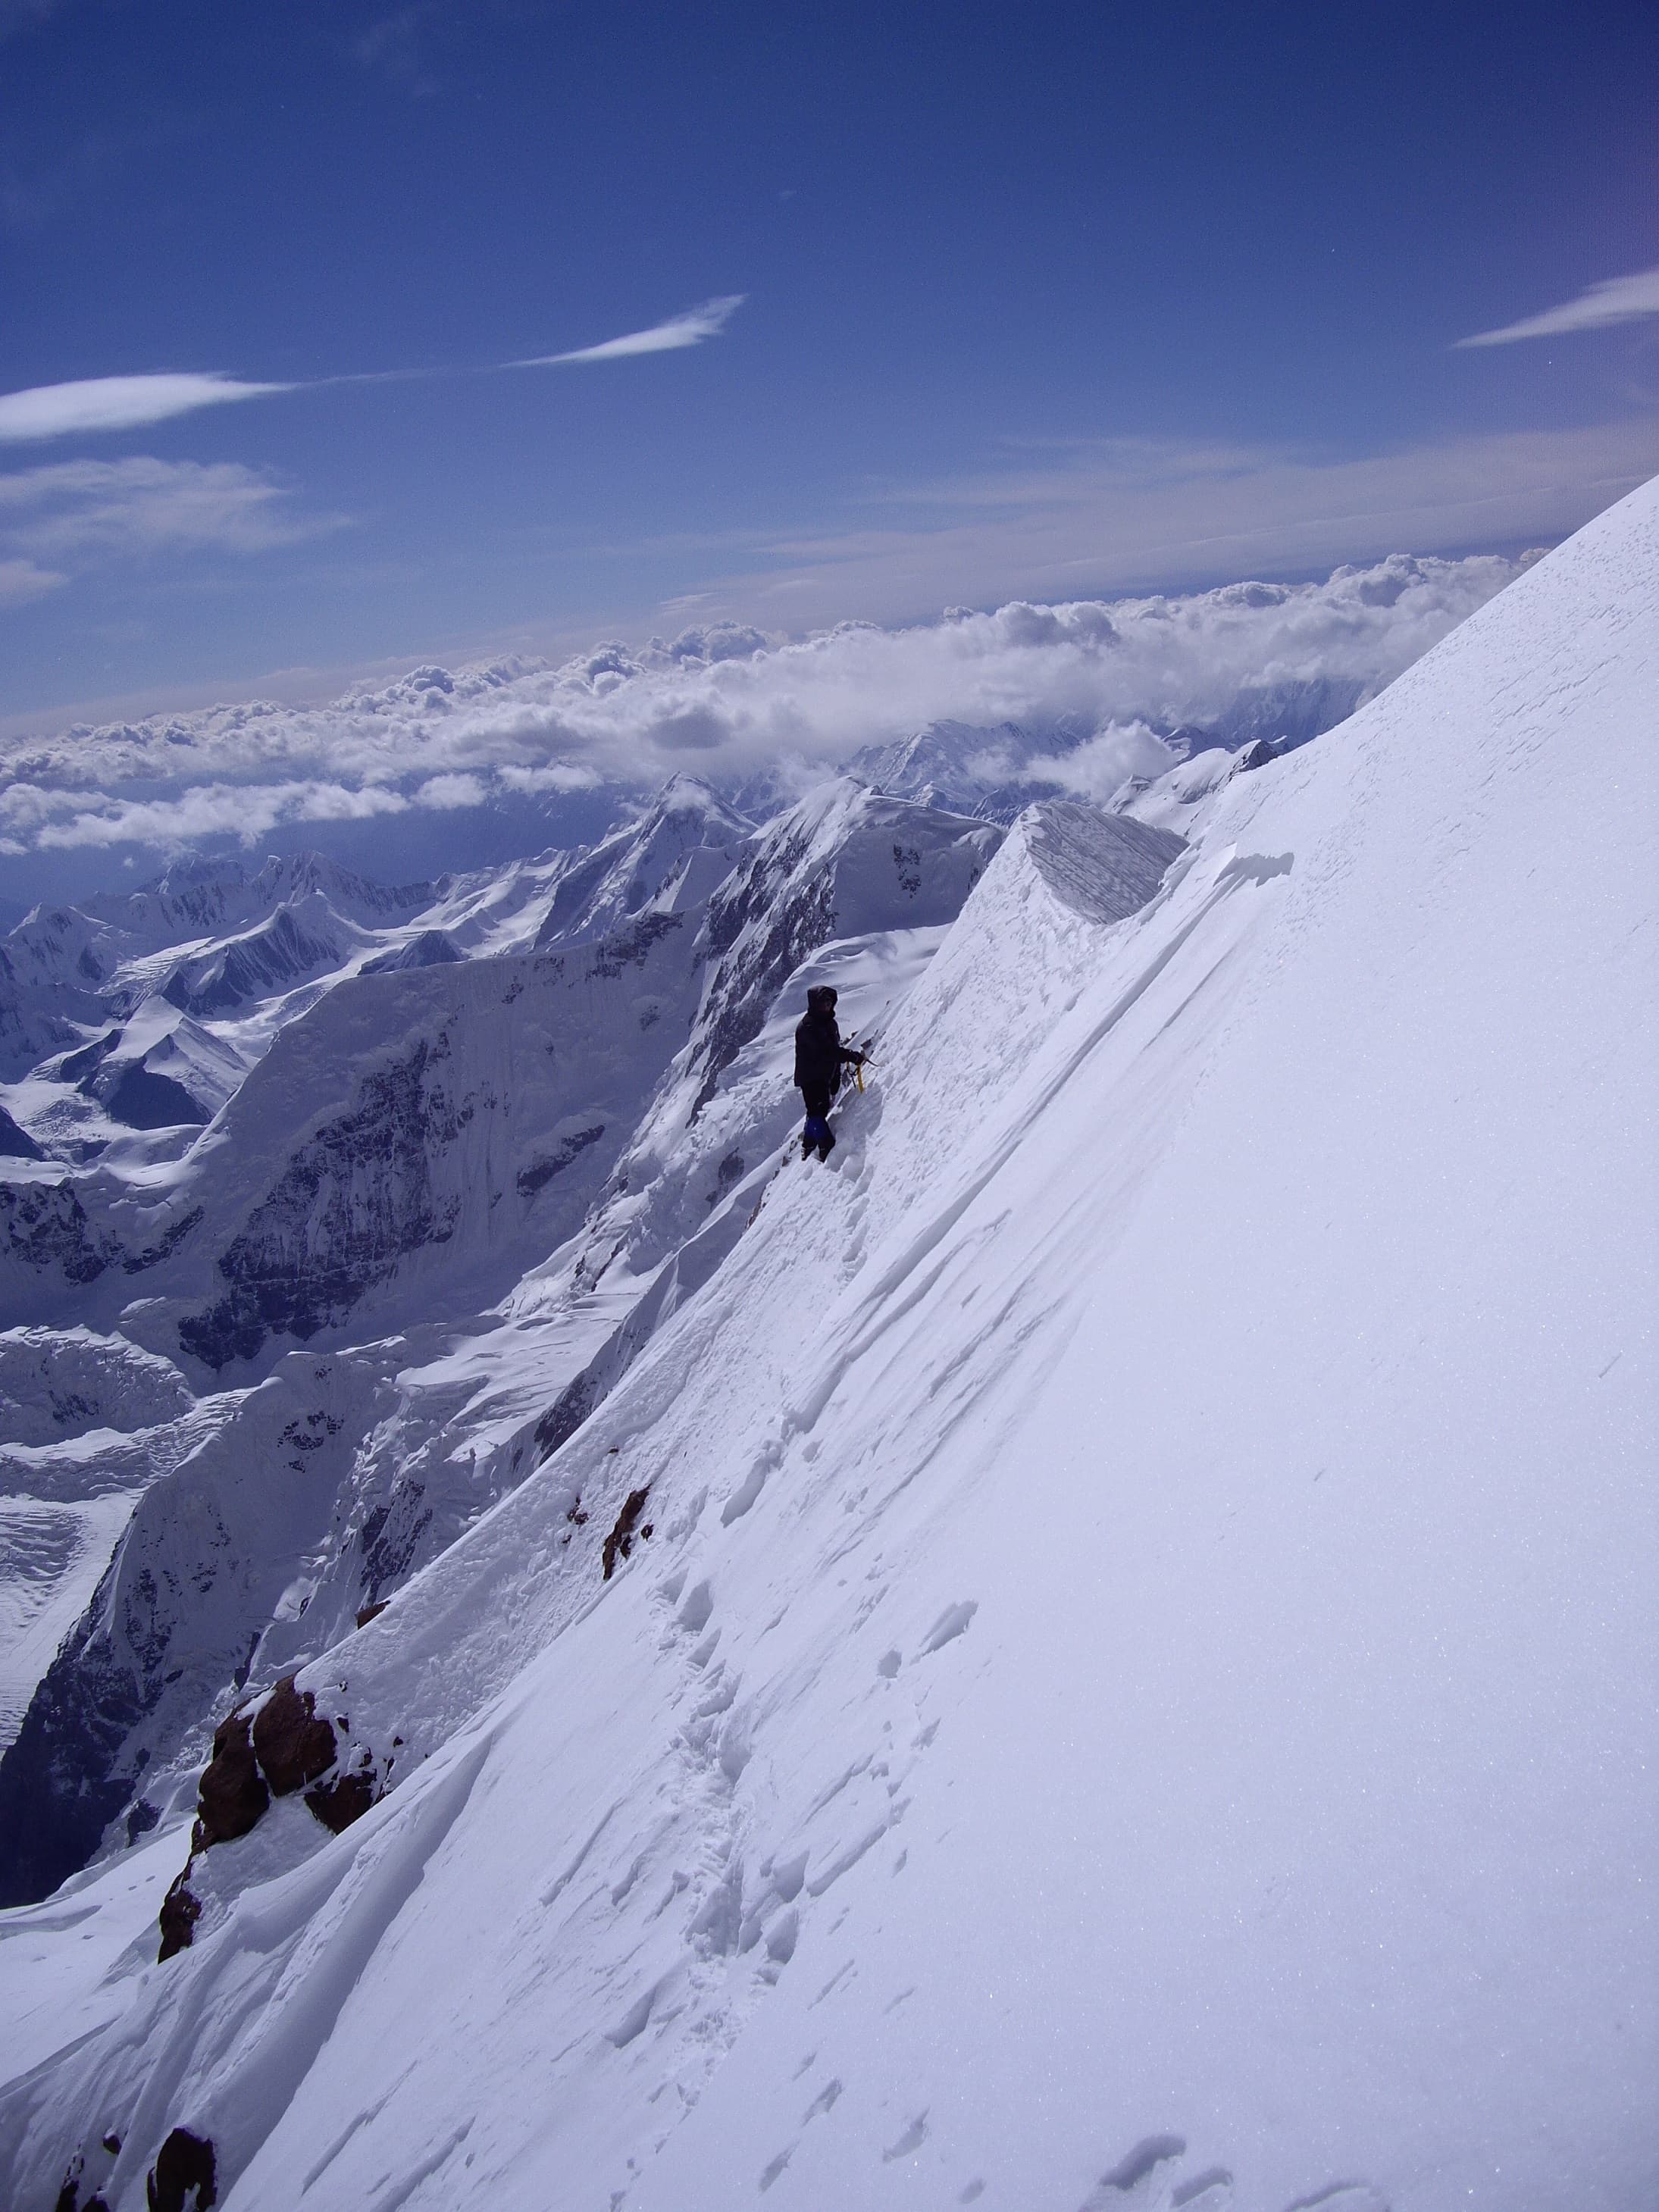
[2,0,1655,868]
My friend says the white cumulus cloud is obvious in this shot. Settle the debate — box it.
[1455,267,1659,349]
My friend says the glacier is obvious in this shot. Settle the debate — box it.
[0,483,1653,2211]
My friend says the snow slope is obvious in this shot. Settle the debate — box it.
[0,480,1654,2212]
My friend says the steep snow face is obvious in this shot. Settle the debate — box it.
[0,941,92,1084]
[0,1341,202,1766]
[1,487,1653,2212]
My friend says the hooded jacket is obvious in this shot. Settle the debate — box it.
[794,985,857,1094]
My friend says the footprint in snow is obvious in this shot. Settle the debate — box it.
[803,2076,844,2122]
[1077,2136,1191,2210]
[1075,2136,1279,2212]
[921,1598,978,1654]
[759,2145,794,2192]
[1282,2192,1391,2212]
[882,2112,929,2162]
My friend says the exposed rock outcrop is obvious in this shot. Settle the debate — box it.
[249,1675,338,1797]
[194,1711,268,1848]
[146,2126,216,2211]
[156,1869,202,1963]
[602,1487,653,1580]
[305,1767,377,1833]
[157,1672,379,1955]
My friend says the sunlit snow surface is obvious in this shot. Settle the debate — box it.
[2,483,1656,2210]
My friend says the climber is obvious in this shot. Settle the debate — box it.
[793,984,865,1161]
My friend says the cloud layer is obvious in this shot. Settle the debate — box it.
[0,547,1529,858]
[1456,267,1659,349]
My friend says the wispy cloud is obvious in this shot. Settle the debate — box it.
[0,555,62,605]
[0,455,336,594]
[1456,267,1659,349]
[662,419,1659,630]
[515,295,747,367]
[0,372,290,445]
[0,300,748,447]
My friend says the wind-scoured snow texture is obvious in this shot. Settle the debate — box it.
[535,797,1184,1453]
[0,483,1654,2212]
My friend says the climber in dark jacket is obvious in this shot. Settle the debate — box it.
[794,984,864,1160]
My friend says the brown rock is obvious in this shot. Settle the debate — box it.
[250,1675,336,1795]
[157,1866,202,1960]
[355,1600,388,1628]
[146,2126,216,2210]
[305,1768,377,1834]
[195,1712,268,1847]
[602,1486,653,1579]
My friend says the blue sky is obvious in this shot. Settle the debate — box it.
[3,0,1657,729]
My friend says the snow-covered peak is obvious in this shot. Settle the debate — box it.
[532,775,752,950]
